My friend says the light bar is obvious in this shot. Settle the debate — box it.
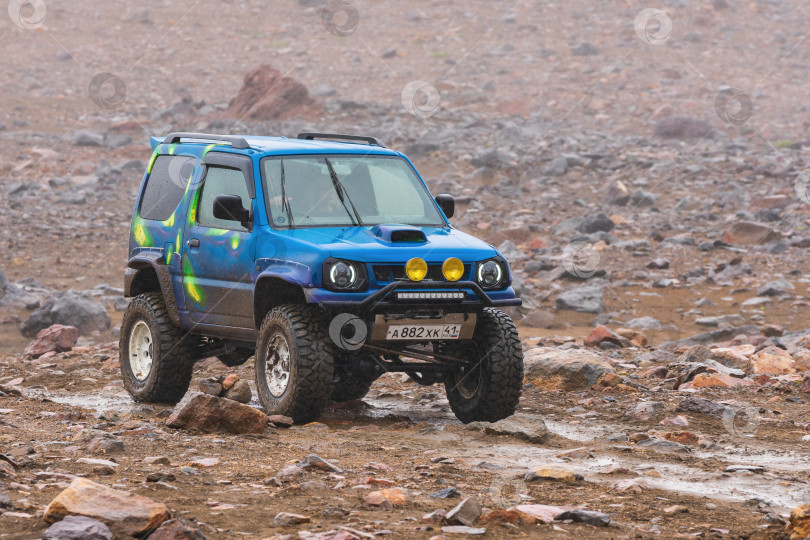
[396,291,466,301]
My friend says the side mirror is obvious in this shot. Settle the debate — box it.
[435,194,455,219]
[213,194,251,227]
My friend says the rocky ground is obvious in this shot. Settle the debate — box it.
[4,0,810,538]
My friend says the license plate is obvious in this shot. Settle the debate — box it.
[386,324,461,340]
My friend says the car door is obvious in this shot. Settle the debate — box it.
[182,155,255,328]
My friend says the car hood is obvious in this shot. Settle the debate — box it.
[258,225,499,263]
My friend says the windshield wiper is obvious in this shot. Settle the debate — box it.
[325,158,364,226]
[279,159,294,229]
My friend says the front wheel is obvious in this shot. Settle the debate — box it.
[119,292,199,403]
[255,305,334,423]
[443,308,524,423]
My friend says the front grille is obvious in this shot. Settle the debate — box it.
[372,264,471,283]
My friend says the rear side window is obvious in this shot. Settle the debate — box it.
[140,155,193,221]
[197,166,251,230]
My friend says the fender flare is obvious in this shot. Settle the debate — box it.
[125,250,183,327]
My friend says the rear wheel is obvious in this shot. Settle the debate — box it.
[443,308,523,423]
[119,292,199,403]
[255,305,334,423]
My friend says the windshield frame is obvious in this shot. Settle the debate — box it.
[259,153,448,230]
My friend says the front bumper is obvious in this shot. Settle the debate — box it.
[306,280,522,309]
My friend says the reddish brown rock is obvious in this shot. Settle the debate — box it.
[227,64,316,120]
[165,392,267,434]
[221,374,239,390]
[585,326,618,347]
[787,504,810,540]
[43,478,169,537]
[24,324,78,358]
[512,504,566,524]
[722,221,781,246]
[682,372,754,389]
[363,488,408,509]
[661,431,699,446]
[747,347,796,375]
[616,328,647,347]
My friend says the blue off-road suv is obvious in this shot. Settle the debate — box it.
[120,132,524,423]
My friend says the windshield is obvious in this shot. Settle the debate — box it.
[261,155,445,228]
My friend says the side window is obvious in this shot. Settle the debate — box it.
[140,155,192,221]
[197,166,251,229]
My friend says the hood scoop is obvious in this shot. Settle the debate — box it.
[371,224,427,244]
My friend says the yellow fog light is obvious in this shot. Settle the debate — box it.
[442,257,464,282]
[405,257,428,282]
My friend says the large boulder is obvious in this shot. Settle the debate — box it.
[227,64,315,120]
[50,295,111,335]
[24,324,78,358]
[23,295,110,337]
[43,478,170,537]
[166,392,267,434]
[555,285,603,313]
[524,347,615,389]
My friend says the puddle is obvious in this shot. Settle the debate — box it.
[25,387,810,509]
[24,387,145,414]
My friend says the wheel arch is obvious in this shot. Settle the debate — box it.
[254,275,307,328]
[124,255,183,327]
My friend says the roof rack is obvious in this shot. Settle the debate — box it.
[297,132,386,148]
[163,132,250,150]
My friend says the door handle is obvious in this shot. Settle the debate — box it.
[187,239,200,248]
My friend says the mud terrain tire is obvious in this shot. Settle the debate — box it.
[443,308,523,423]
[255,305,335,423]
[119,292,199,403]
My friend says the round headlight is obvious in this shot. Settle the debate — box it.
[442,257,464,282]
[405,257,428,282]
[478,260,503,287]
[329,261,357,288]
